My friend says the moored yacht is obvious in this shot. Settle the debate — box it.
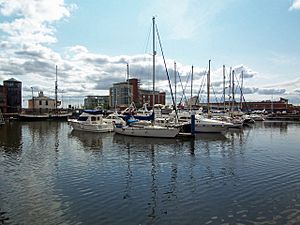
[195,114,234,133]
[69,110,124,133]
[113,17,180,138]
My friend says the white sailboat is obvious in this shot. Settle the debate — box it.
[196,60,233,133]
[168,60,233,133]
[114,17,180,138]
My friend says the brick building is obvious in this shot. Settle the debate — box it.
[140,89,166,106]
[209,97,294,113]
[3,78,22,113]
[109,78,166,109]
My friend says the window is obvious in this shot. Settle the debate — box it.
[39,100,42,105]
[46,100,48,105]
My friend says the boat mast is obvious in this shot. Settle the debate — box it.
[55,65,58,112]
[228,67,232,113]
[190,65,193,111]
[207,60,211,116]
[223,65,226,111]
[232,70,235,113]
[152,16,156,111]
[127,63,130,106]
[174,61,176,109]
[240,70,244,110]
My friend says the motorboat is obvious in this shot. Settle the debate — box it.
[68,110,123,133]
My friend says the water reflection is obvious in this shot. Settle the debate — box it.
[148,144,157,224]
[0,121,70,225]
[195,132,227,141]
[113,133,182,146]
[0,121,22,153]
[69,130,106,152]
[1,121,299,225]
[263,121,288,133]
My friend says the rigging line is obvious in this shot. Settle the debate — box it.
[233,71,250,112]
[233,72,241,97]
[178,67,192,105]
[155,24,177,117]
[178,72,189,106]
[195,70,207,105]
[195,64,208,105]
[184,68,192,97]
[210,83,221,107]
[144,23,152,54]
[141,23,153,91]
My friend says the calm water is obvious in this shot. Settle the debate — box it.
[0,121,300,225]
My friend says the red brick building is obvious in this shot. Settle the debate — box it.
[109,78,166,109]
[140,89,166,107]
[210,97,295,113]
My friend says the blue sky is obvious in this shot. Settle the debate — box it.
[0,0,300,107]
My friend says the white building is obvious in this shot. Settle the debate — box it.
[28,91,60,113]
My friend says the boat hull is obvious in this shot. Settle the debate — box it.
[114,124,179,138]
[195,119,232,133]
[18,113,71,121]
[195,124,229,133]
[70,121,113,133]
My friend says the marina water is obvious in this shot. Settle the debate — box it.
[1,121,300,224]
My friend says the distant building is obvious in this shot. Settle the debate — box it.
[84,95,109,109]
[109,78,138,109]
[241,97,292,113]
[109,78,166,109]
[208,97,294,113]
[0,85,8,113]
[28,91,57,113]
[140,89,166,106]
[3,78,22,113]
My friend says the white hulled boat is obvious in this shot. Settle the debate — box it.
[113,17,180,138]
[114,121,179,138]
[195,114,233,133]
[169,110,233,133]
[69,110,124,133]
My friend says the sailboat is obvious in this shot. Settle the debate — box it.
[194,60,233,133]
[19,66,72,121]
[113,17,180,138]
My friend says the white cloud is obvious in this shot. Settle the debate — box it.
[0,0,76,22]
[258,88,286,95]
[289,0,300,10]
[262,77,300,90]
[0,0,299,106]
[0,0,76,44]
[267,52,298,66]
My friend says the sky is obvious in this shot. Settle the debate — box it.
[0,0,300,108]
